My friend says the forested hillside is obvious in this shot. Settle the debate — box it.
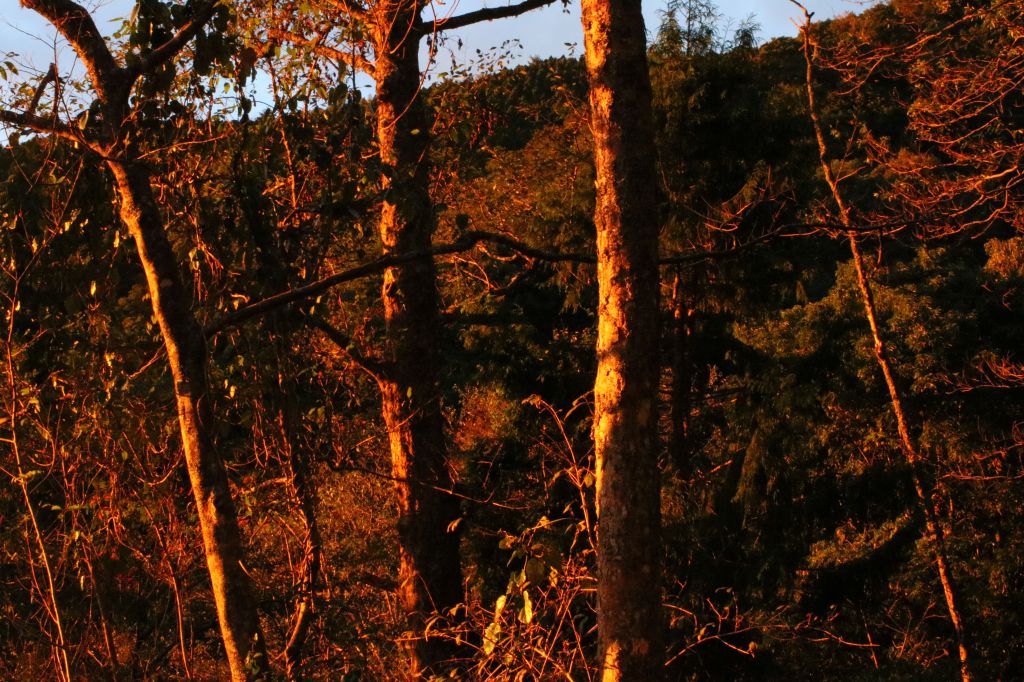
[2,0,1022,680]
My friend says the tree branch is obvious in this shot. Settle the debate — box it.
[0,108,86,145]
[21,0,123,99]
[415,0,561,35]
[205,230,592,334]
[471,230,594,264]
[266,28,373,75]
[209,220,855,335]
[325,0,367,22]
[26,64,57,115]
[7,64,58,147]
[304,314,390,380]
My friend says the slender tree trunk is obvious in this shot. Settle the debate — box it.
[234,154,323,682]
[84,553,120,680]
[5,319,71,682]
[847,237,972,681]
[11,2,266,678]
[669,271,694,474]
[369,3,463,676]
[794,9,973,680]
[581,1,665,679]
[279,389,322,682]
[108,160,268,682]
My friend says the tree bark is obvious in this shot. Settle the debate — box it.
[369,3,463,676]
[12,3,267,677]
[109,160,268,682]
[580,1,665,679]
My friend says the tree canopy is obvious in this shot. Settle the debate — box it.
[1,0,1022,679]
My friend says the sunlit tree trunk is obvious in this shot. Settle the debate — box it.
[109,161,268,681]
[7,3,269,678]
[369,3,463,676]
[581,1,665,678]
[264,3,558,674]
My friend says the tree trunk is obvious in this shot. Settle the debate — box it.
[12,2,266,677]
[794,11,973,680]
[234,154,323,682]
[846,237,973,682]
[108,160,268,682]
[669,271,694,474]
[279,389,322,682]
[580,1,665,679]
[369,3,463,677]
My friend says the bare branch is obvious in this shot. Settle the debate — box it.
[472,230,593,264]
[26,64,57,116]
[304,314,389,380]
[415,0,560,35]
[659,228,781,266]
[209,222,840,334]
[206,230,592,334]
[7,64,58,147]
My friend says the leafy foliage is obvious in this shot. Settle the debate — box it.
[1,0,1023,679]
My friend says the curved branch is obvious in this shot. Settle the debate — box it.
[205,230,592,334]
[21,0,123,99]
[208,224,810,335]
[0,108,87,146]
[6,63,58,147]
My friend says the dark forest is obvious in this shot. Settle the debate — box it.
[2,0,1022,679]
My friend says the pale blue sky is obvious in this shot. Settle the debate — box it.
[434,0,872,69]
[1,0,873,81]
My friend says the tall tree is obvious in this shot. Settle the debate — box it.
[363,5,464,675]
[269,1,562,675]
[0,3,268,679]
[791,3,974,680]
[580,1,665,678]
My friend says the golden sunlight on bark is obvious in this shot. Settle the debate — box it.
[582,0,665,678]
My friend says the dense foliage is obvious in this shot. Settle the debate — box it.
[1,0,1022,679]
